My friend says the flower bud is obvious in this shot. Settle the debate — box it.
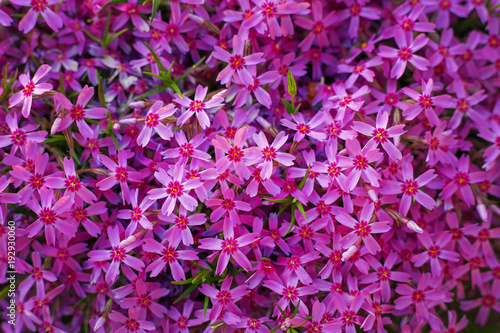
[342,245,358,261]
[119,235,136,248]
[94,317,106,331]
[407,220,423,233]
[477,203,488,222]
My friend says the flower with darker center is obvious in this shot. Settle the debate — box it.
[221,238,238,255]
[58,248,70,259]
[326,122,342,139]
[339,96,352,107]
[287,255,302,270]
[145,113,160,128]
[429,137,440,150]
[312,21,324,33]
[161,246,179,263]
[418,95,433,109]
[400,18,415,31]
[412,290,425,302]
[216,290,232,305]
[353,155,368,170]
[398,47,413,61]
[438,45,450,57]
[175,215,189,229]
[385,93,398,106]
[165,24,178,37]
[166,181,184,197]
[72,208,86,223]
[262,146,277,161]
[327,163,341,177]
[40,207,56,225]
[488,35,499,48]
[279,65,288,75]
[477,228,489,242]
[296,123,311,134]
[353,64,365,74]
[262,2,277,17]
[110,246,126,262]
[177,316,188,329]
[482,295,495,307]
[189,100,205,112]
[125,319,140,332]
[136,294,152,308]
[377,267,391,280]
[69,105,86,121]
[372,128,389,143]
[247,318,262,331]
[130,207,143,222]
[114,166,129,182]
[453,172,469,186]
[349,3,361,16]
[229,54,245,70]
[450,228,463,240]
[401,179,418,195]
[228,146,244,162]
[179,143,194,157]
[428,245,441,258]
[283,180,297,194]
[65,175,82,192]
[29,173,45,189]
[354,220,372,237]
[439,0,452,9]
[23,81,36,96]
[342,310,356,326]
[224,126,237,139]
[222,199,236,212]
[308,170,318,179]
[456,98,470,112]
[298,225,313,240]
[269,228,280,239]
[471,0,485,4]
[283,286,298,301]
[31,267,44,280]
[11,129,27,146]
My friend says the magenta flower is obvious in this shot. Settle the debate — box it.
[0,112,47,154]
[143,239,198,280]
[326,84,370,121]
[174,86,226,129]
[60,157,97,204]
[120,279,168,318]
[114,0,150,32]
[213,35,265,86]
[147,163,202,216]
[246,131,295,180]
[276,251,319,285]
[413,231,460,277]
[379,157,437,215]
[213,127,252,180]
[295,1,337,50]
[460,283,500,326]
[10,0,63,33]
[344,139,383,190]
[336,202,391,255]
[428,28,467,73]
[263,276,317,316]
[9,64,53,118]
[160,207,206,247]
[402,78,453,126]
[88,226,145,284]
[232,67,279,108]
[332,292,366,333]
[378,33,430,79]
[18,252,57,296]
[351,110,405,161]
[108,308,155,333]
[162,131,211,165]
[137,101,176,147]
[440,155,487,205]
[200,277,250,322]
[96,150,144,204]
[51,86,107,138]
[281,111,326,142]
[199,232,258,275]
[25,188,76,246]
[117,189,155,230]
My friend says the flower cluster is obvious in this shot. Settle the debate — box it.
[0,0,499,332]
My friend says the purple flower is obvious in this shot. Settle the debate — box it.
[212,35,265,86]
[378,33,430,79]
[137,101,176,147]
[281,111,326,142]
[199,232,258,275]
[174,85,225,129]
[336,202,391,255]
[9,64,53,118]
[295,1,337,50]
[143,238,198,280]
[263,276,317,316]
[18,252,57,296]
[344,139,383,190]
[413,231,460,277]
[51,85,107,138]
[10,0,63,33]
[108,308,155,333]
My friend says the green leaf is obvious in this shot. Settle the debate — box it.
[281,98,293,115]
[263,197,291,203]
[98,76,106,108]
[276,304,286,318]
[284,204,296,236]
[176,56,206,83]
[291,300,300,318]
[297,167,308,190]
[82,29,103,45]
[269,325,281,333]
[104,28,128,48]
[150,0,159,25]
[171,277,194,285]
[293,103,301,115]
[133,86,164,100]
[203,295,209,317]
[111,132,120,151]
[145,42,167,77]
[296,202,307,220]
[174,283,200,304]
[102,0,128,9]
[287,70,297,96]
[143,71,165,80]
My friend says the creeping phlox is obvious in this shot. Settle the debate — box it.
[0,0,500,332]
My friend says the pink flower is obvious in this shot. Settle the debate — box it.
[10,0,63,33]
[137,101,176,147]
[9,64,53,118]
[281,111,326,142]
[174,85,226,129]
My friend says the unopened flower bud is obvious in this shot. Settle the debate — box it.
[477,203,488,222]
[119,235,136,248]
[342,245,358,261]
[94,317,106,331]
[367,188,378,202]
[112,123,121,131]
[407,220,423,233]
